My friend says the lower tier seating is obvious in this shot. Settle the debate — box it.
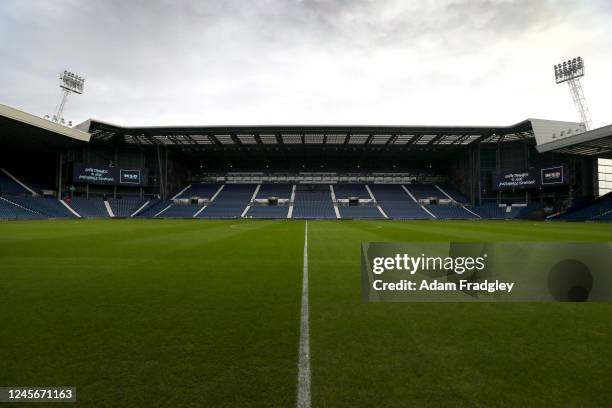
[427,205,478,219]
[338,205,384,219]
[470,203,518,219]
[4,195,74,218]
[369,185,431,219]
[198,184,256,218]
[0,198,44,219]
[292,186,336,219]
[1,182,577,221]
[558,192,612,221]
[136,199,168,217]
[159,204,202,218]
[108,197,148,217]
[66,197,109,218]
[246,205,290,218]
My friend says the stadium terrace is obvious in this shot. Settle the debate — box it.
[1,103,611,222]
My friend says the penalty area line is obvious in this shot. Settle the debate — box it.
[297,220,311,408]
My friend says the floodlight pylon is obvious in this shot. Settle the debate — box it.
[52,70,85,125]
[554,57,591,130]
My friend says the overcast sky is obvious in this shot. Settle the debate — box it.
[0,0,610,127]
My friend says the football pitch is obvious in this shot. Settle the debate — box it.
[1,219,611,407]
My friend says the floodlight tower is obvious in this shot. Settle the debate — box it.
[554,57,591,130]
[52,70,85,125]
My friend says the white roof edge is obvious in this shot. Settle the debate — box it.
[0,103,91,142]
[79,118,537,130]
[527,118,585,146]
[536,123,612,153]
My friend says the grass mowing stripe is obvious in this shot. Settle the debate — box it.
[0,220,304,407]
[297,220,311,408]
[308,220,612,407]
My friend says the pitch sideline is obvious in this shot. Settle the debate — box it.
[297,220,311,408]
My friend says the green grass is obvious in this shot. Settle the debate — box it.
[0,220,611,407]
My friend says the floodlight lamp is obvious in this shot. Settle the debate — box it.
[552,55,591,129]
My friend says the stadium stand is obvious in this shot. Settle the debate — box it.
[469,203,519,219]
[338,204,384,219]
[515,203,546,219]
[66,197,109,218]
[0,171,30,195]
[198,184,257,218]
[1,168,49,195]
[369,185,432,219]
[437,185,469,203]
[159,203,202,218]
[292,184,336,219]
[247,205,290,218]
[244,183,292,219]
[2,100,611,224]
[135,199,167,218]
[558,192,612,221]
[175,183,222,199]
[108,197,149,218]
[256,183,293,198]
[4,195,75,218]
[333,184,385,219]
[155,183,224,218]
[426,204,478,219]
[0,197,44,219]
[333,184,371,199]
[406,184,443,200]
[596,209,612,221]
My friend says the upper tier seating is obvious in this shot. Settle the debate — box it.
[256,184,293,198]
[4,195,74,218]
[198,184,256,218]
[369,185,431,219]
[406,184,443,200]
[333,184,371,199]
[108,197,148,217]
[67,197,109,218]
[175,184,221,199]
[437,185,469,203]
[292,185,336,219]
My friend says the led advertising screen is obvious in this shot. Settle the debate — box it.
[540,165,567,186]
[493,169,539,190]
[72,163,148,187]
[494,166,568,190]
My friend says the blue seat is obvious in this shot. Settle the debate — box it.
[198,184,256,218]
[369,185,431,219]
[292,185,336,219]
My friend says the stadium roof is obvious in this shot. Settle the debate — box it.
[4,103,608,157]
[0,104,90,145]
[536,123,612,158]
[80,118,545,148]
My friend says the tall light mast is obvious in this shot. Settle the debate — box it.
[554,57,591,130]
[52,70,85,125]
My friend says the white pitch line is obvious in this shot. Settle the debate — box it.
[297,220,311,408]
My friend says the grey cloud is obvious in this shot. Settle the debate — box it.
[0,0,610,126]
